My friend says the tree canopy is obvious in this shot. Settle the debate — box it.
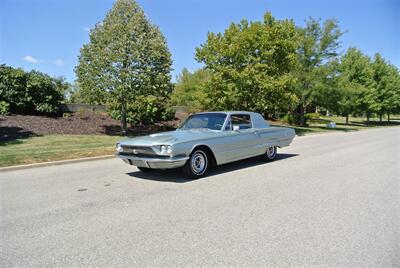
[75,0,172,131]
[196,13,300,116]
[171,68,210,112]
[294,18,343,125]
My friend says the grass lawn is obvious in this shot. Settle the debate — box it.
[271,116,400,136]
[0,135,123,167]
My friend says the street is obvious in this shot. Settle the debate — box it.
[1,127,399,267]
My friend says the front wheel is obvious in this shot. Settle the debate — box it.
[261,146,277,162]
[182,149,209,178]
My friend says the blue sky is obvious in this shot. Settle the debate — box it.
[1,0,399,83]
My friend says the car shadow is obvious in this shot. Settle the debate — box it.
[125,153,299,183]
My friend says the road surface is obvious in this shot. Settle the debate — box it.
[1,127,399,267]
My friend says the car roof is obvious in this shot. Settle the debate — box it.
[196,111,257,116]
[194,111,269,128]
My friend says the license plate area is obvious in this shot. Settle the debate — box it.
[131,159,149,168]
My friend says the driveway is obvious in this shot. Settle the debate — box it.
[1,127,399,267]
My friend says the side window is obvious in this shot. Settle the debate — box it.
[230,114,252,130]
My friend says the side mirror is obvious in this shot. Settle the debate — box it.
[233,125,240,131]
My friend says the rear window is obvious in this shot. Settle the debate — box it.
[230,114,252,130]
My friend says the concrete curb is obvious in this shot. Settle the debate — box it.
[0,155,115,172]
[294,125,400,138]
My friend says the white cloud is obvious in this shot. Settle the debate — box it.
[23,55,42,64]
[82,27,90,32]
[54,59,65,66]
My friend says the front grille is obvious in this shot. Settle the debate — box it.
[120,145,157,157]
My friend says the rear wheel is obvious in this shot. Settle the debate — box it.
[137,166,152,172]
[261,146,277,161]
[182,149,209,178]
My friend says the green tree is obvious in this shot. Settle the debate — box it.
[384,65,400,121]
[370,53,398,122]
[295,18,343,125]
[195,12,299,117]
[310,60,342,117]
[65,82,81,103]
[171,68,210,112]
[53,76,70,102]
[337,48,374,124]
[75,0,172,133]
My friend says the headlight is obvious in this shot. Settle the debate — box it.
[116,143,123,153]
[160,145,172,154]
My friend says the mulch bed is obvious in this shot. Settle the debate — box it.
[0,112,180,141]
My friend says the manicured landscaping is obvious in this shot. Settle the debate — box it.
[272,116,400,136]
[0,135,122,167]
[1,115,399,168]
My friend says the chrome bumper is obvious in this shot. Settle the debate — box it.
[117,154,189,169]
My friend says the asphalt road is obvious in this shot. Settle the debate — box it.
[1,127,399,267]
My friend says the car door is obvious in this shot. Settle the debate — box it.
[219,114,261,162]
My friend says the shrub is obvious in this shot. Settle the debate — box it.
[305,113,320,120]
[0,101,10,115]
[0,65,63,115]
[282,113,302,125]
[25,70,62,114]
[62,112,71,119]
[108,96,174,125]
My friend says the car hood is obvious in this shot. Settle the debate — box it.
[119,129,224,146]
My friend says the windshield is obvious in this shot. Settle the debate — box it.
[179,113,227,131]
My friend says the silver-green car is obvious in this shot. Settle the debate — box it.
[116,111,295,178]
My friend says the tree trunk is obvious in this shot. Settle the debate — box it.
[299,105,306,127]
[387,112,390,122]
[345,114,349,125]
[379,113,383,123]
[366,113,370,124]
[121,101,127,135]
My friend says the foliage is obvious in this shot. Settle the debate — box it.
[171,68,210,112]
[336,48,374,121]
[108,95,174,125]
[66,82,85,103]
[0,101,10,115]
[384,65,400,116]
[369,54,400,120]
[305,113,320,120]
[196,12,299,116]
[27,70,63,113]
[294,18,343,125]
[336,49,400,122]
[53,76,71,102]
[75,0,172,131]
[282,113,302,125]
[0,64,63,114]
[62,112,71,119]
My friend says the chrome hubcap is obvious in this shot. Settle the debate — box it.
[266,146,276,158]
[191,151,207,175]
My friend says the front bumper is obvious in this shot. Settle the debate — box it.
[117,154,189,169]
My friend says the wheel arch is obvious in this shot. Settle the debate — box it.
[190,144,218,168]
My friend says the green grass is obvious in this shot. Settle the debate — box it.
[271,116,400,136]
[0,135,123,167]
